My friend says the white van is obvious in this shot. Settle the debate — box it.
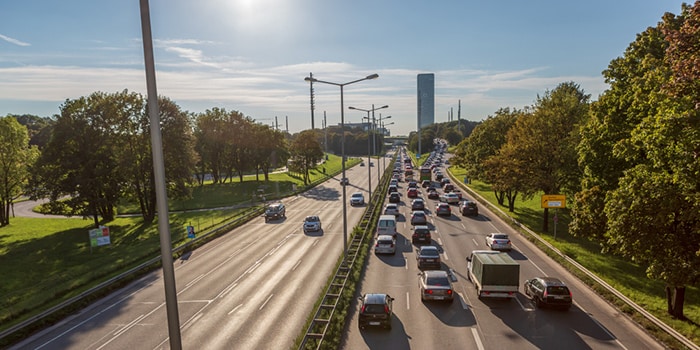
[376,215,397,237]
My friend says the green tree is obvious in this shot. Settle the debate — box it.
[194,108,232,184]
[290,130,324,184]
[0,117,39,226]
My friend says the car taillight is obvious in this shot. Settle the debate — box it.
[426,289,433,294]
[447,289,453,295]
[361,305,366,313]
[543,290,548,298]
[390,243,394,248]
[384,305,390,313]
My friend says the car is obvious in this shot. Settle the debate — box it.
[439,192,460,204]
[357,293,394,329]
[303,215,322,232]
[384,203,400,216]
[460,200,479,216]
[416,245,441,269]
[443,183,455,192]
[410,211,427,225]
[440,178,451,187]
[435,173,444,181]
[389,179,398,187]
[427,190,439,200]
[340,177,349,186]
[419,270,454,302]
[421,180,431,188]
[388,185,398,193]
[523,277,572,310]
[360,162,365,166]
[452,189,462,199]
[411,198,425,210]
[370,161,374,167]
[407,180,418,189]
[264,202,286,222]
[350,192,365,206]
[435,202,451,216]
[412,225,431,244]
[389,192,401,203]
[392,173,402,182]
[407,188,419,198]
[485,233,512,251]
[375,235,396,255]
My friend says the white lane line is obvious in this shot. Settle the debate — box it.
[292,259,302,271]
[406,292,410,310]
[181,312,203,333]
[259,294,274,310]
[404,256,408,270]
[471,238,478,246]
[442,250,449,261]
[245,261,261,274]
[471,327,485,350]
[437,237,443,246]
[228,303,243,315]
[185,274,206,288]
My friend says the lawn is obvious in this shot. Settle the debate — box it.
[448,165,699,347]
[0,153,359,338]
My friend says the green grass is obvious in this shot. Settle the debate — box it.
[448,166,699,347]
[0,153,359,341]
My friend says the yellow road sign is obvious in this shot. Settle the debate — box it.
[541,194,566,208]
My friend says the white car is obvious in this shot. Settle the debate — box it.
[439,192,460,204]
[374,235,396,255]
[486,233,512,251]
[350,192,365,206]
[303,215,322,232]
[384,203,400,216]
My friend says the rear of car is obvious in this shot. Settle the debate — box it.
[524,277,572,310]
[420,270,454,302]
[435,203,451,216]
[460,200,479,216]
[384,203,399,216]
[487,233,512,251]
[358,294,393,329]
[374,235,396,255]
[412,225,431,244]
[410,211,427,225]
[416,246,441,270]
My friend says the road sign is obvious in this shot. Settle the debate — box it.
[541,194,566,208]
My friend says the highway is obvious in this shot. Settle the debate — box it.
[341,155,664,349]
[12,161,388,350]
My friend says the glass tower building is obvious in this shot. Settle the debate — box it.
[417,73,435,129]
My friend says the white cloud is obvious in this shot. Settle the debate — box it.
[0,34,30,47]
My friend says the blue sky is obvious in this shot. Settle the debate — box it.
[0,0,687,136]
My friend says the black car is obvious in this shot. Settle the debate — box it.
[411,198,425,211]
[416,245,441,270]
[435,173,444,181]
[264,203,286,222]
[427,190,439,200]
[421,180,431,188]
[357,293,394,329]
[459,200,479,216]
[389,192,401,203]
[524,277,572,310]
[412,225,431,244]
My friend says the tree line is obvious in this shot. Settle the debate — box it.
[452,3,700,319]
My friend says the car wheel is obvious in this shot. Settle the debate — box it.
[535,296,542,308]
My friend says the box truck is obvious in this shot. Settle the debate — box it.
[466,250,519,299]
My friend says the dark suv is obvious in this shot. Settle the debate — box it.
[264,203,286,222]
[459,200,479,216]
[523,277,572,310]
[357,293,394,329]
[412,225,431,244]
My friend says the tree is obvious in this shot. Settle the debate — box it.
[0,117,38,226]
[290,130,324,184]
[194,108,232,184]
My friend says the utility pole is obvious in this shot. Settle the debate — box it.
[458,99,462,136]
[323,111,328,153]
[285,116,289,133]
[308,72,315,129]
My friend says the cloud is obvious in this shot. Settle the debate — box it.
[0,34,30,47]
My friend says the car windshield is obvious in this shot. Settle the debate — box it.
[378,239,393,245]
[421,248,439,257]
[305,216,318,222]
[413,212,425,217]
[493,234,509,239]
[547,286,570,295]
[352,193,362,198]
[426,276,449,286]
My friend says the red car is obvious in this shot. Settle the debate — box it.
[407,188,418,198]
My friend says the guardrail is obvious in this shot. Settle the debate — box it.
[447,169,699,350]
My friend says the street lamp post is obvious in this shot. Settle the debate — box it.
[382,120,395,171]
[349,104,388,194]
[377,114,391,184]
[304,73,378,258]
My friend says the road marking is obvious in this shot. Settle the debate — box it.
[515,295,533,311]
[471,327,485,350]
[437,237,443,246]
[404,256,408,270]
[259,294,274,310]
[181,312,203,332]
[406,292,410,310]
[457,292,468,310]
[292,259,302,271]
[442,250,449,261]
[228,303,243,315]
[471,238,478,246]
[185,274,205,288]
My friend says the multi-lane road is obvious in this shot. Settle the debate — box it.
[12,162,387,350]
[341,155,664,349]
[12,154,664,349]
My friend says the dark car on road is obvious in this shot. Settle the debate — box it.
[389,192,401,203]
[416,245,441,270]
[264,202,286,222]
[412,225,431,244]
[459,200,479,216]
[524,277,572,310]
[411,198,425,211]
[358,293,394,329]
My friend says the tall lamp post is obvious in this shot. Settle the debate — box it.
[349,104,388,193]
[377,114,391,183]
[304,73,379,258]
[349,104,388,207]
[382,121,395,170]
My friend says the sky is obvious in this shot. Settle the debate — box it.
[0,0,688,136]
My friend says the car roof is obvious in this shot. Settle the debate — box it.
[377,234,394,240]
[538,277,567,286]
[423,270,448,278]
[352,192,363,196]
[420,245,439,252]
[305,215,319,220]
[412,211,425,215]
[414,225,429,230]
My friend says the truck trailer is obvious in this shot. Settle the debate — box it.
[466,250,519,299]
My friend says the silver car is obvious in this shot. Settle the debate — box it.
[350,192,365,206]
[375,235,396,255]
[486,233,512,251]
[384,203,400,216]
[419,270,454,302]
[303,215,321,232]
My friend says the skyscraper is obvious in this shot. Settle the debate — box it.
[417,73,435,129]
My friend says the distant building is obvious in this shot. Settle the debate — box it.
[417,73,435,129]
